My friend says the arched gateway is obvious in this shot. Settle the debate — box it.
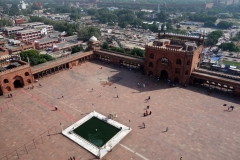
[13,76,24,88]
[160,70,168,80]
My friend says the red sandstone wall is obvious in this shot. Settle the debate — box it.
[190,45,203,73]
[145,46,195,84]
[0,65,33,94]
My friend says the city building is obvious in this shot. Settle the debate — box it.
[15,29,41,42]
[0,41,9,57]
[2,27,24,35]
[32,25,53,33]
[15,18,25,25]
[0,38,35,57]
[52,36,83,52]
[33,2,42,8]
[34,37,59,49]
[18,1,28,10]
[20,22,45,28]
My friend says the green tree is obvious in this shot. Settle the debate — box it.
[132,18,143,27]
[8,4,21,16]
[205,30,223,46]
[188,13,217,23]
[136,11,146,19]
[110,47,125,53]
[129,48,145,57]
[70,13,81,21]
[204,20,215,27]
[218,42,240,52]
[71,46,84,54]
[20,50,54,66]
[231,31,240,41]
[119,22,128,28]
[39,54,54,61]
[87,8,98,16]
[108,22,115,26]
[77,26,101,41]
[156,11,169,22]
[149,23,158,32]
[102,42,109,49]
[217,21,233,29]
[0,19,13,27]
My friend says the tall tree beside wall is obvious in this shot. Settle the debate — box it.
[20,50,54,66]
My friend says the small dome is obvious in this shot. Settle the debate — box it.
[163,25,167,30]
[89,36,97,42]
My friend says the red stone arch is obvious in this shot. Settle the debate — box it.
[13,76,24,88]
[156,57,173,79]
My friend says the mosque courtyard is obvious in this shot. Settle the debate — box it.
[0,60,240,160]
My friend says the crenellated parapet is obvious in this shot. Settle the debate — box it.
[145,45,194,54]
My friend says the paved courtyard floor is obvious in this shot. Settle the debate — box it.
[0,60,240,160]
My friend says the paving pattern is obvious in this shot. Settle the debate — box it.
[0,60,240,160]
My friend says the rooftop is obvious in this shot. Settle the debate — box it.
[34,37,58,44]
[53,41,81,49]
[64,35,78,42]
[32,25,53,29]
[20,22,44,26]
[2,26,24,31]
[16,29,40,34]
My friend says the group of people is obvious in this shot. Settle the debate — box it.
[69,156,76,160]
[144,105,152,116]
[7,94,13,98]
[142,98,152,128]
[223,104,235,111]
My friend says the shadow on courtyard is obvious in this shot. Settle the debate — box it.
[88,60,240,103]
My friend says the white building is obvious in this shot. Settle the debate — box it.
[18,1,28,10]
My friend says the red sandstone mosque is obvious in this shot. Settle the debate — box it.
[0,30,240,96]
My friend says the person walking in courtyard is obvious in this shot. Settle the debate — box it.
[92,88,93,91]
[73,156,76,160]
[166,127,168,132]
[117,95,119,98]
[55,106,58,110]
[228,106,234,111]
[145,96,150,102]
[142,122,145,128]
[147,106,149,109]
[146,110,148,115]
[149,111,152,115]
